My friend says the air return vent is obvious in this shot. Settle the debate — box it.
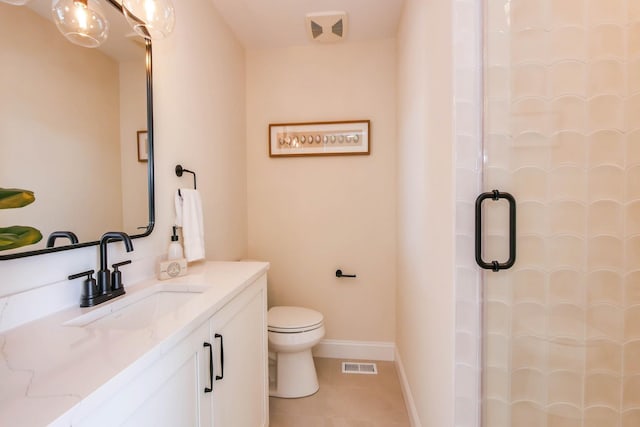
[305,11,348,43]
[341,362,378,375]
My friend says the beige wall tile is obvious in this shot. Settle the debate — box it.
[547,370,583,406]
[549,61,587,97]
[512,336,546,370]
[589,24,625,59]
[588,130,624,167]
[588,0,625,26]
[587,270,623,305]
[511,368,546,402]
[584,373,622,407]
[625,306,640,340]
[547,403,581,427]
[513,302,546,336]
[549,270,585,305]
[549,304,585,339]
[586,339,622,373]
[622,409,640,427]
[623,375,640,410]
[548,340,585,372]
[511,401,546,427]
[550,0,585,27]
[484,366,510,399]
[587,305,624,341]
[584,406,620,427]
[624,341,640,374]
[513,269,547,303]
[550,201,585,237]
[511,28,550,63]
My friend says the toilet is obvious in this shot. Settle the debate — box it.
[268,306,325,398]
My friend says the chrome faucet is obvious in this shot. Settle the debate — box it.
[68,231,134,307]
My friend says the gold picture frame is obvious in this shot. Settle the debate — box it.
[269,120,370,157]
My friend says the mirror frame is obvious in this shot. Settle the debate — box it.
[0,0,155,260]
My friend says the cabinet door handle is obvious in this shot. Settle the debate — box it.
[203,342,213,393]
[215,333,224,381]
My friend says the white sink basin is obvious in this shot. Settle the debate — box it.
[64,283,207,329]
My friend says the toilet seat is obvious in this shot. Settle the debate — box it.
[268,306,324,333]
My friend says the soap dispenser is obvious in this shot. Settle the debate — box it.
[168,226,184,260]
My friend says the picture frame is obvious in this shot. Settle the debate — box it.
[137,130,148,162]
[269,120,370,157]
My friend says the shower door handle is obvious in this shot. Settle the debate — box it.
[475,190,516,272]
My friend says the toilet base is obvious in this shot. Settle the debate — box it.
[269,349,319,398]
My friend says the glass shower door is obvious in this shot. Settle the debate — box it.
[481,0,640,425]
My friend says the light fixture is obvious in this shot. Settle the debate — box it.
[122,0,175,40]
[51,0,109,48]
[1,0,32,5]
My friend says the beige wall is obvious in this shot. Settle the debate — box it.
[246,40,397,342]
[396,0,455,425]
[152,0,247,261]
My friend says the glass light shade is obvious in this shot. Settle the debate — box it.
[51,0,109,48]
[122,0,175,40]
[1,0,32,5]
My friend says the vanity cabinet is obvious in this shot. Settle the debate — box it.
[204,275,269,427]
[74,274,268,427]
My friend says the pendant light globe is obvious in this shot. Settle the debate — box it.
[122,0,175,40]
[51,0,109,48]
[1,0,32,5]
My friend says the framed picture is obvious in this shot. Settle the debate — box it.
[137,130,148,162]
[269,120,370,157]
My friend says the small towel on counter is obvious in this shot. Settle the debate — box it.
[175,189,205,262]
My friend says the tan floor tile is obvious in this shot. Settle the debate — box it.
[269,358,410,427]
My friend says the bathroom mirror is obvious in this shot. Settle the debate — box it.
[0,0,155,260]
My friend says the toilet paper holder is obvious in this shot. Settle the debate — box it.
[335,269,356,278]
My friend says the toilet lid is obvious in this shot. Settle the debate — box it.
[268,306,324,332]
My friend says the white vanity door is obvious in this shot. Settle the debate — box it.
[75,321,210,427]
[209,274,268,427]
[120,321,211,427]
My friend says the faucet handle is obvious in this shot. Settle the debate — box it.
[111,260,132,291]
[68,270,98,307]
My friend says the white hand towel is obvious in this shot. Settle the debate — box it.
[175,189,205,262]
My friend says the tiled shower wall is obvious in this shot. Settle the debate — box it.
[453,0,482,426]
[480,0,640,426]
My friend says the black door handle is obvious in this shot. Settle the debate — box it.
[475,190,516,272]
[215,333,224,381]
[203,342,213,393]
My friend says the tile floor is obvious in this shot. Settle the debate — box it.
[269,358,411,427]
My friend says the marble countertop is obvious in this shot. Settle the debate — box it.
[0,261,269,426]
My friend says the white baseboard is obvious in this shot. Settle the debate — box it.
[312,339,395,361]
[395,348,422,427]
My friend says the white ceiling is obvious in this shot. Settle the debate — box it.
[209,0,406,49]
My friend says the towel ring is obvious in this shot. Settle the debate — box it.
[176,165,197,195]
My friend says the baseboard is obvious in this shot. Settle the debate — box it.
[312,339,395,361]
[395,348,422,427]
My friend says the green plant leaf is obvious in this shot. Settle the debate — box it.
[0,226,43,251]
[0,188,35,209]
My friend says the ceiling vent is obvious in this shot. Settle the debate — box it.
[305,11,348,43]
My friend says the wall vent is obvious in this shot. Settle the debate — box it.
[341,362,378,375]
[305,11,348,43]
